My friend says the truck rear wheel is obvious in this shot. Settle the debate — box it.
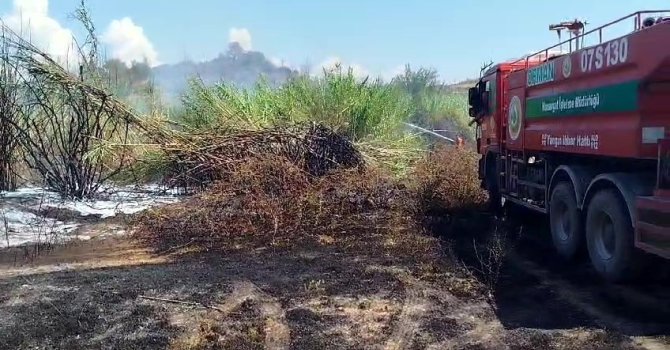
[549,182,583,260]
[585,189,639,283]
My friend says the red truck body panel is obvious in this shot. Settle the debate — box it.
[477,60,542,157]
[474,11,670,261]
[505,21,670,159]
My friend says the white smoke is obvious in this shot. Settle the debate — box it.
[383,64,406,81]
[2,0,160,68]
[270,56,294,68]
[229,27,252,51]
[2,0,78,67]
[102,17,160,67]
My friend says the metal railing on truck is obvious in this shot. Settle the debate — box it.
[513,10,670,70]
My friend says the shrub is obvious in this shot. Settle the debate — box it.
[410,145,488,217]
[132,155,413,252]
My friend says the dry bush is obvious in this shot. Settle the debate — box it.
[0,7,144,198]
[133,156,415,252]
[0,29,22,191]
[407,145,511,297]
[133,142,493,260]
[157,122,364,191]
[133,157,308,250]
[303,166,412,232]
[410,144,488,218]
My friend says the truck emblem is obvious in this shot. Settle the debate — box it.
[508,96,522,141]
[562,56,572,78]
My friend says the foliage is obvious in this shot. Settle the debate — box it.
[0,0,477,197]
[178,66,413,141]
[410,144,488,217]
[392,64,472,140]
[176,64,472,141]
[392,64,441,97]
[161,64,471,179]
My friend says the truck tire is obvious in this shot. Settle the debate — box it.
[585,189,639,283]
[549,182,583,260]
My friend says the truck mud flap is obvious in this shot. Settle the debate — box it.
[636,196,670,259]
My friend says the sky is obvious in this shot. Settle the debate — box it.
[0,0,668,82]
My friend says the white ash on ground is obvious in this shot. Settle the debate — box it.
[0,184,184,248]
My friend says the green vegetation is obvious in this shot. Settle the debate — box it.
[176,64,470,138]
[156,64,471,178]
[0,0,473,195]
[392,64,473,139]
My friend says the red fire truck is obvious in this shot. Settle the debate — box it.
[468,11,670,282]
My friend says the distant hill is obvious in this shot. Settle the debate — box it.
[444,79,477,93]
[151,42,298,103]
[113,45,477,105]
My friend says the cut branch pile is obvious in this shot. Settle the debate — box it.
[158,122,365,190]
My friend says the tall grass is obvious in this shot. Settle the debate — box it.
[392,64,472,140]
[166,64,470,178]
[178,66,413,140]
[421,91,472,140]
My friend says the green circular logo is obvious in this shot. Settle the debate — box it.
[508,96,522,141]
[562,56,572,78]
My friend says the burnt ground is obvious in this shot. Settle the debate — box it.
[460,208,670,349]
[0,213,668,350]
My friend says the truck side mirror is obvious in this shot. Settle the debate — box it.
[468,87,479,108]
